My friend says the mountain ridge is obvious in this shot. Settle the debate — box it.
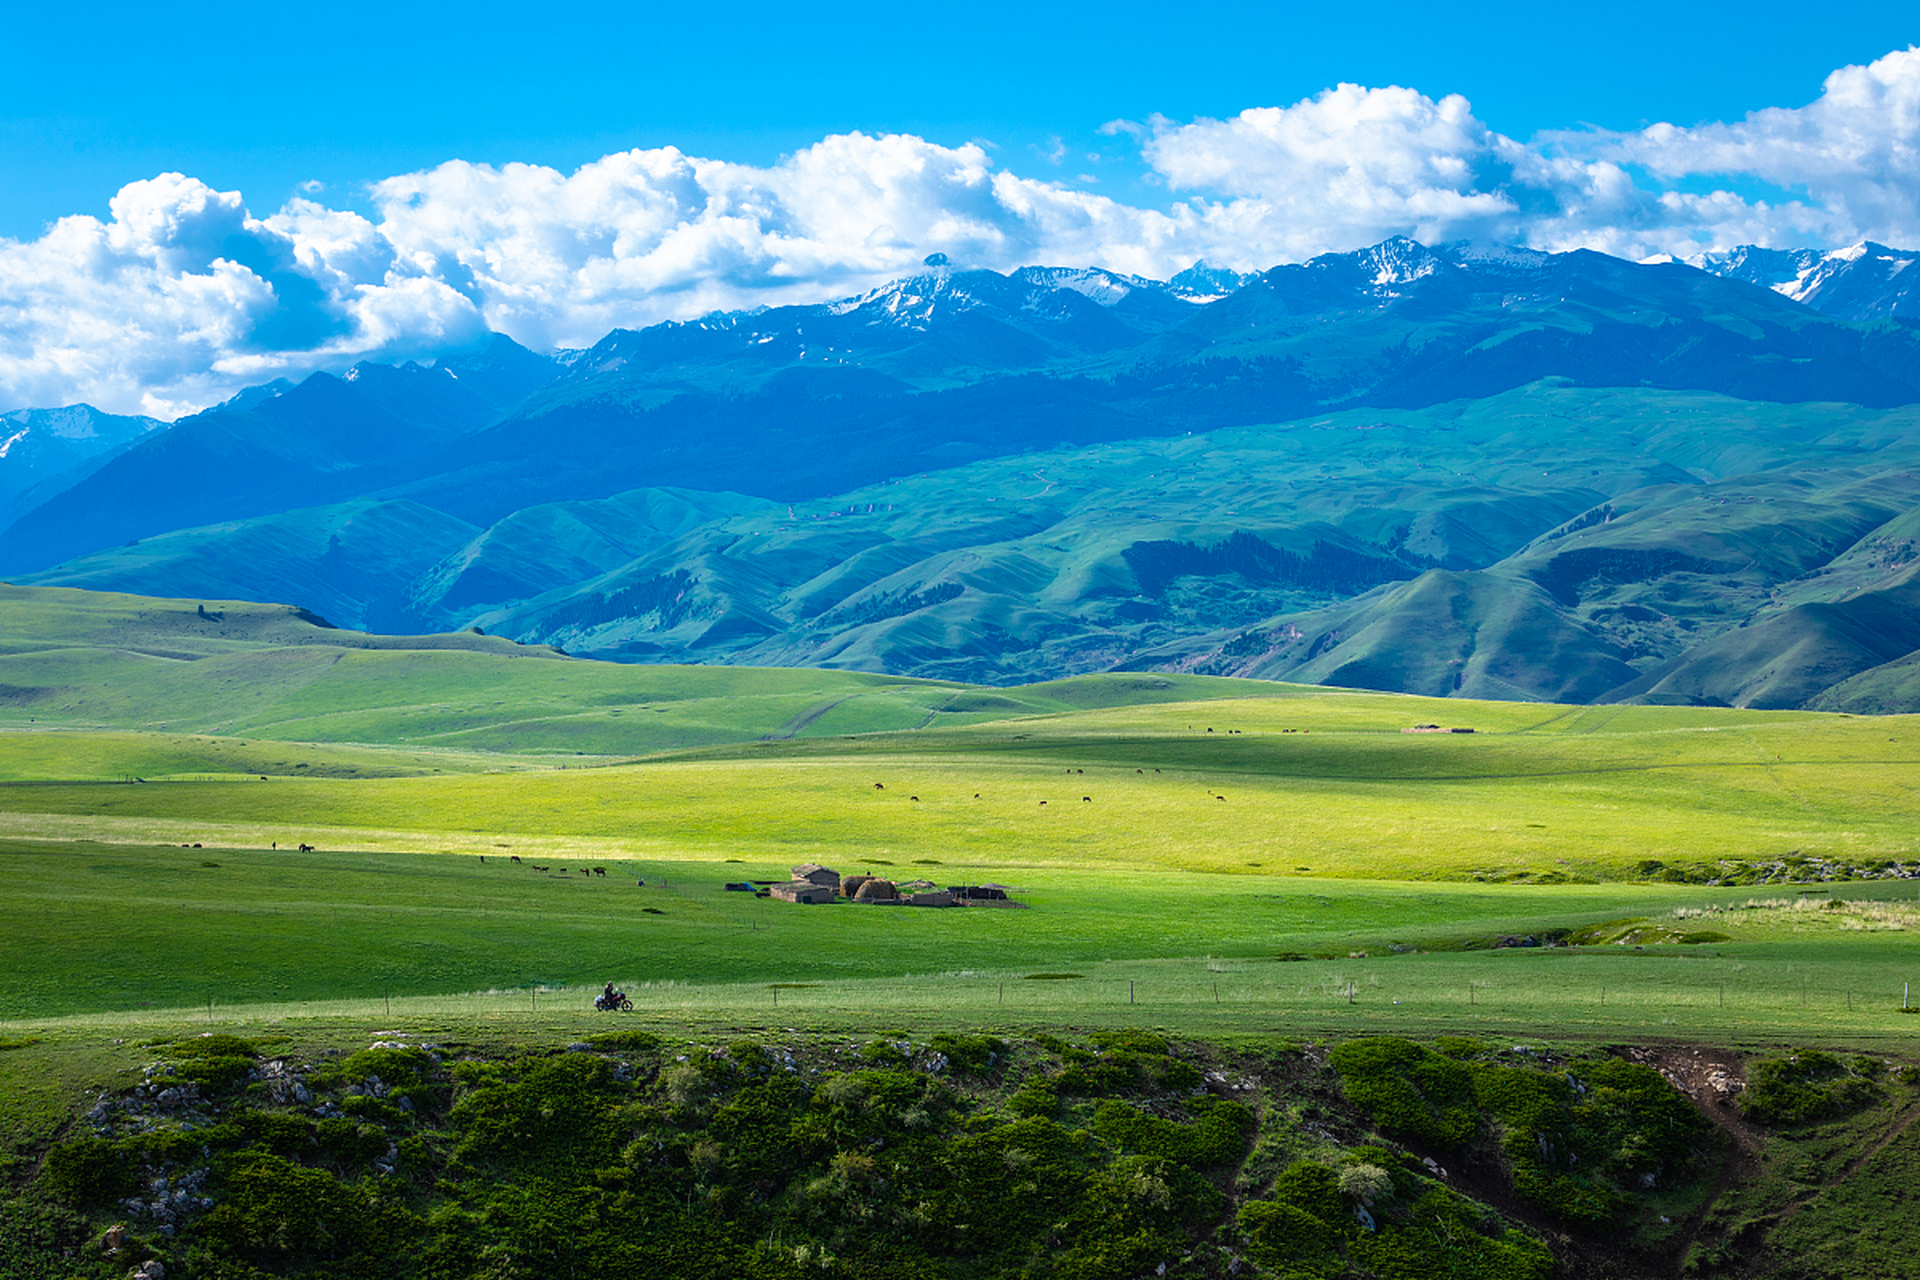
[9,239,1920,712]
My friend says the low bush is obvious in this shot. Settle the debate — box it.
[928,1032,1006,1075]
[42,1137,134,1207]
[1330,1038,1477,1148]
[1743,1050,1882,1125]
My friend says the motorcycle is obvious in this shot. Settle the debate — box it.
[594,991,633,1011]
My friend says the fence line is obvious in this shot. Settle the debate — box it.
[9,968,1918,1036]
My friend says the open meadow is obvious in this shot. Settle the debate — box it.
[7,595,1920,1280]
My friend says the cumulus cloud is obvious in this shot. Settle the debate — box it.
[3,47,1918,416]
[1599,45,1920,247]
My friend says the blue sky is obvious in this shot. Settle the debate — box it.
[4,0,1919,415]
[6,0,1912,239]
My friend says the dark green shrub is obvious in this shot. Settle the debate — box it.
[928,1032,1007,1075]
[587,1029,664,1057]
[451,1053,632,1172]
[42,1137,135,1206]
[168,1034,259,1060]
[192,1152,417,1269]
[235,1110,319,1157]
[859,1038,912,1066]
[1743,1050,1882,1125]
[314,1117,389,1166]
[1090,1098,1255,1167]
[1007,1074,1059,1117]
[1331,1038,1478,1148]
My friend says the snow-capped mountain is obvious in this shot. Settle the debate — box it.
[1688,242,1920,321]
[0,404,164,516]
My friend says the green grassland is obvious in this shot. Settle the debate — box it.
[0,584,1294,760]
[6,590,1920,1279]
[2,664,1918,1035]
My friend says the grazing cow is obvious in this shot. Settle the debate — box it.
[297,843,314,852]
[874,783,884,789]
[594,867,606,877]
[1217,795,1227,801]
[910,795,920,802]
[1082,796,1091,802]
[1136,769,1143,774]
[510,855,522,864]
[532,864,548,872]
[1039,800,1047,806]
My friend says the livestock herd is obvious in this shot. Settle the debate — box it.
[494,854,608,876]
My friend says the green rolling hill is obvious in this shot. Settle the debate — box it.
[17,384,1920,709]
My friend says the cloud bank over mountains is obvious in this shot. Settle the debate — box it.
[4,46,1919,417]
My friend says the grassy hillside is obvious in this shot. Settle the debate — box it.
[23,385,1920,710]
[0,584,1291,760]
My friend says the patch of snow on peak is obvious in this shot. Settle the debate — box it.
[1012,266,1143,306]
[1355,237,1444,288]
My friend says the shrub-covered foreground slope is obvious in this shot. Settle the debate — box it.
[3,1024,1918,1280]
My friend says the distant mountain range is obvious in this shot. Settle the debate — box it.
[1686,241,1920,321]
[7,237,1920,713]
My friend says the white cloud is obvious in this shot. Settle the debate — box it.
[1599,45,1920,247]
[3,48,1918,417]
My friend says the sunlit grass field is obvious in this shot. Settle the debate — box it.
[4,580,1917,1043]
[3,677,1919,1044]
[5,694,1917,878]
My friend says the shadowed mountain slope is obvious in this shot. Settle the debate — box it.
[0,336,560,574]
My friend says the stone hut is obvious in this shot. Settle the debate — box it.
[770,882,836,905]
[791,863,840,890]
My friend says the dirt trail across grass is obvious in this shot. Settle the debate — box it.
[760,696,856,740]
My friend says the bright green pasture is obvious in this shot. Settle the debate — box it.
[6,835,1920,1044]
[0,728,563,782]
[2,695,1915,880]
[0,583,1286,756]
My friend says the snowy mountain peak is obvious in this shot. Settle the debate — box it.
[1167,260,1253,301]
[1689,240,1920,322]
[1008,265,1150,306]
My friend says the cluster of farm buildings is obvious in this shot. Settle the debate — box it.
[727,864,1023,907]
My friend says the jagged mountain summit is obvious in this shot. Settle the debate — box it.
[0,404,163,524]
[1686,241,1920,321]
